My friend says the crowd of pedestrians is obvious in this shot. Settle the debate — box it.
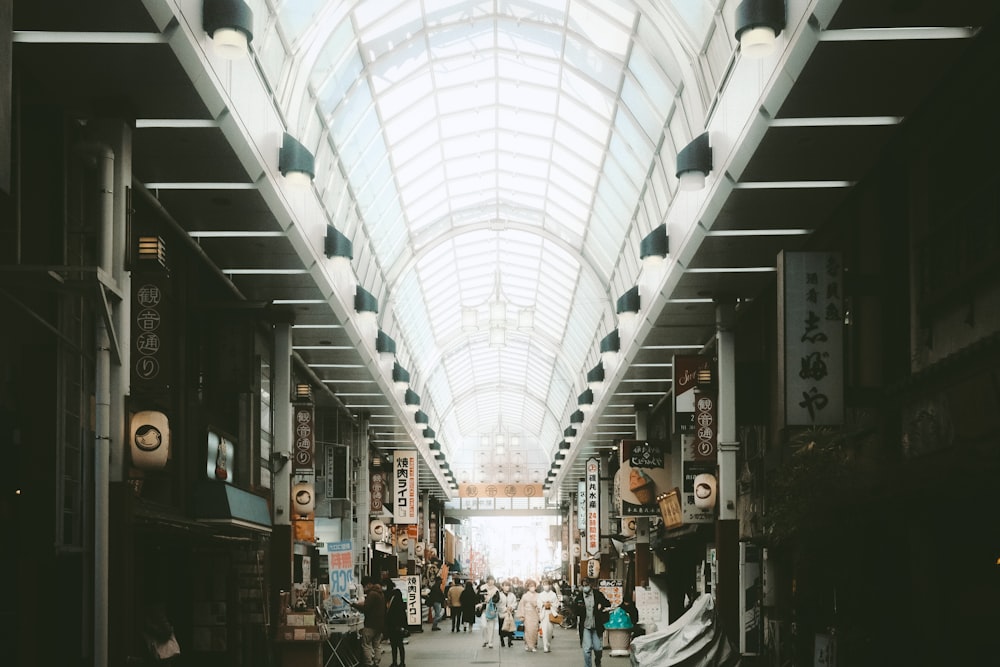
[342,571,628,667]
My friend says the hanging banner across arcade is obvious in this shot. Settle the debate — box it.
[778,251,844,426]
[457,482,544,499]
[394,452,417,524]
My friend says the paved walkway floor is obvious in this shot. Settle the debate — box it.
[376,619,622,667]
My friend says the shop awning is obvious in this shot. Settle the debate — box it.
[194,482,272,533]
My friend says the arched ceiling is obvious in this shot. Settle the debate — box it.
[260,0,708,475]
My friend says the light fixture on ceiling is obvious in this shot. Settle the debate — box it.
[676,132,712,192]
[203,0,253,59]
[404,388,421,413]
[617,285,641,341]
[278,132,315,187]
[586,364,605,393]
[354,285,378,349]
[414,410,429,425]
[324,224,355,301]
[734,0,785,59]
[392,362,410,391]
[434,452,446,462]
[555,452,566,462]
[564,426,577,444]
[578,388,594,414]
[429,440,441,451]
[423,427,436,444]
[570,410,585,425]
[640,224,669,270]
[375,329,396,373]
[294,383,312,401]
[600,329,621,368]
[558,440,571,450]
[467,269,533,348]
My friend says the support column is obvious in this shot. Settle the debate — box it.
[715,301,740,640]
[271,323,294,625]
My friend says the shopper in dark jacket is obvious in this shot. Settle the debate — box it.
[384,580,408,667]
[426,576,447,630]
[348,578,385,667]
[571,578,611,667]
[459,580,479,632]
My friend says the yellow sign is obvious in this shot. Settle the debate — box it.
[457,483,543,498]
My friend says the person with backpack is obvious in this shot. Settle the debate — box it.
[478,576,501,648]
[384,579,408,667]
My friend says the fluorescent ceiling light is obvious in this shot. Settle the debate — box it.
[734,181,854,189]
[134,119,219,128]
[142,182,258,190]
[706,229,812,236]
[770,117,902,127]
[820,27,975,42]
[187,231,286,238]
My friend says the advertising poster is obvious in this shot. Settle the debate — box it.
[616,440,672,517]
[394,452,418,524]
[599,579,623,607]
[327,541,354,606]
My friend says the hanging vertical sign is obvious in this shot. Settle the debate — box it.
[778,251,844,425]
[577,480,586,532]
[394,452,417,524]
[585,457,600,556]
[370,467,386,513]
[674,355,716,523]
[292,405,315,473]
[617,440,671,517]
[131,236,174,404]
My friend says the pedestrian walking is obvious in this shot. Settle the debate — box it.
[571,578,611,667]
[537,579,561,653]
[497,580,518,647]
[447,579,465,632]
[516,579,540,652]
[459,580,479,632]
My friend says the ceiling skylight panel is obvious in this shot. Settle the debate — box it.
[310,22,360,108]
[382,99,437,145]
[329,78,374,146]
[619,78,664,152]
[603,141,643,203]
[549,140,600,187]
[495,16,562,56]
[542,199,588,240]
[498,80,559,117]
[393,274,437,361]
[568,1,634,57]
[393,123,441,167]
[564,34,626,94]
[439,106,495,139]
[437,82,498,115]
[626,46,676,114]
[399,164,447,208]
[358,10,423,58]
[560,69,616,122]
[395,148,442,189]
[275,0,328,46]
[426,21,493,62]
[554,98,609,147]
[406,190,451,229]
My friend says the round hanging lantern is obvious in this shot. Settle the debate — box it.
[291,480,315,516]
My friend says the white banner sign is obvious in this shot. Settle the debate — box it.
[393,452,418,524]
[585,458,600,556]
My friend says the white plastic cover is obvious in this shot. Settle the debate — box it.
[629,594,740,667]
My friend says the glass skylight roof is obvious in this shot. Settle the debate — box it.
[260,0,711,471]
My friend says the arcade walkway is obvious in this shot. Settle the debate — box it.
[376,621,598,667]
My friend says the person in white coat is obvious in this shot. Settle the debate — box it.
[479,576,501,648]
[496,580,519,647]
[536,579,561,653]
